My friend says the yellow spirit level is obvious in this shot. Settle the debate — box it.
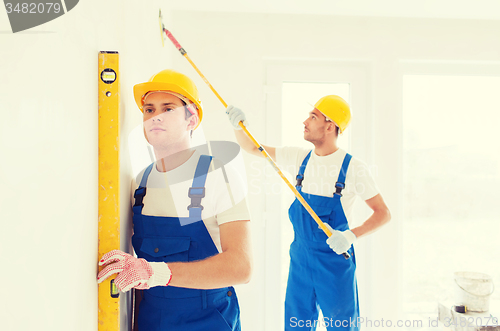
[98,51,120,331]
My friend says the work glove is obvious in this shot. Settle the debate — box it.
[324,223,357,255]
[226,105,248,130]
[97,250,172,292]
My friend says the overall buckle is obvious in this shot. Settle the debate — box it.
[334,182,345,197]
[187,187,205,210]
[296,175,304,187]
[133,187,147,207]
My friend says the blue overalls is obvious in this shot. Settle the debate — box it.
[131,155,241,331]
[285,151,359,331]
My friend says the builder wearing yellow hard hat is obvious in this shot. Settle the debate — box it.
[98,69,251,331]
[227,96,391,331]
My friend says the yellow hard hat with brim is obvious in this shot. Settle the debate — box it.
[314,95,351,133]
[133,69,203,129]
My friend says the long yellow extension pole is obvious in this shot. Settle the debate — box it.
[158,10,349,259]
[98,51,121,330]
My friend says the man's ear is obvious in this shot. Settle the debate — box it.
[325,121,336,133]
[187,114,199,131]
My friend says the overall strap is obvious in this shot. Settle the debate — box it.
[187,155,213,221]
[133,163,155,215]
[296,151,312,189]
[334,153,352,197]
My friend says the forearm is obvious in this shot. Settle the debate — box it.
[233,129,260,156]
[351,207,391,239]
[168,247,252,289]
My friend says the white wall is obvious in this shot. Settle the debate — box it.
[0,1,171,330]
[164,0,500,20]
[170,11,500,329]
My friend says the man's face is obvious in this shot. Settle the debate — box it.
[302,108,330,143]
[142,92,193,148]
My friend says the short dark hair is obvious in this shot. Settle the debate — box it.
[184,106,192,120]
[181,101,194,137]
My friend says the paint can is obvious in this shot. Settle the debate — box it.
[454,272,494,312]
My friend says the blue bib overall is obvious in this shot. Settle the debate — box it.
[285,151,359,331]
[132,155,241,331]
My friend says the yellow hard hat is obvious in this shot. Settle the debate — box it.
[314,95,351,133]
[133,69,203,129]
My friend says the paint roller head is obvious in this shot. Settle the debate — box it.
[159,9,165,47]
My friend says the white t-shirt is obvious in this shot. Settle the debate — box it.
[131,150,250,252]
[276,146,379,226]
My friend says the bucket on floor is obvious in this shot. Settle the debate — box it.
[454,271,495,312]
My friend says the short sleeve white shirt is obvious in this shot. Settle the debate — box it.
[276,146,379,226]
[131,150,250,252]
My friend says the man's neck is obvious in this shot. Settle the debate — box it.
[313,141,339,156]
[154,144,194,172]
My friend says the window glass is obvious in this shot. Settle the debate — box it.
[402,75,500,319]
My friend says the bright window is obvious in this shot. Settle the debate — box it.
[402,75,500,318]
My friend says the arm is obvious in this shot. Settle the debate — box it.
[350,193,391,239]
[98,220,252,291]
[326,193,391,254]
[233,129,276,161]
[168,220,252,289]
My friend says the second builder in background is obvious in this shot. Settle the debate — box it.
[226,96,391,331]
